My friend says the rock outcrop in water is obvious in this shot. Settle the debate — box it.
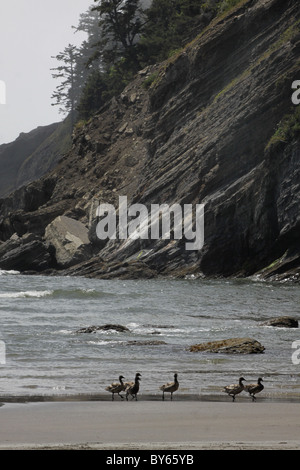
[0,0,299,282]
[261,316,299,328]
[76,324,130,333]
[189,337,265,354]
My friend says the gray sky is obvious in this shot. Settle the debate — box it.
[0,0,92,144]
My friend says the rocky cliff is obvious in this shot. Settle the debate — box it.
[0,0,299,282]
[0,118,71,198]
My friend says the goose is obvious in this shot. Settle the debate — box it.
[160,373,179,400]
[123,372,141,390]
[126,373,141,401]
[244,377,264,401]
[224,377,246,401]
[105,375,126,400]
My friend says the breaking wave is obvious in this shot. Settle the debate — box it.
[0,269,20,276]
[0,288,114,300]
[0,290,53,299]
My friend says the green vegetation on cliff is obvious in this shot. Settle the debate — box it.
[267,106,300,150]
[52,0,249,123]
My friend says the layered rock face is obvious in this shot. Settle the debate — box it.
[0,233,51,272]
[0,0,299,280]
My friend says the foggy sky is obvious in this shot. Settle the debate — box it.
[0,0,91,144]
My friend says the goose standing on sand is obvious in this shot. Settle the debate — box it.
[224,377,246,401]
[124,372,142,391]
[105,375,126,400]
[244,377,264,401]
[160,373,179,400]
[126,373,141,401]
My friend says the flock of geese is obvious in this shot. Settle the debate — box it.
[105,372,179,401]
[106,373,264,402]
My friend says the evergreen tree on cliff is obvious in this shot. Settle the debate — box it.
[138,0,208,64]
[51,44,81,130]
[92,0,145,66]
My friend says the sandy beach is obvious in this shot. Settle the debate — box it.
[0,396,299,450]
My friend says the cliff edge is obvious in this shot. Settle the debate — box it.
[0,0,299,282]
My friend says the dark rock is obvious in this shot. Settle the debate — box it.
[189,337,265,354]
[126,340,167,346]
[261,316,299,328]
[76,324,130,334]
[94,140,109,153]
[0,235,20,259]
[63,259,158,280]
[0,233,51,272]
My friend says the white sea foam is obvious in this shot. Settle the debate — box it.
[87,340,124,346]
[57,329,74,335]
[0,269,20,276]
[0,290,53,299]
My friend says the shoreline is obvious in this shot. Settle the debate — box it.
[1,392,300,404]
[0,399,300,450]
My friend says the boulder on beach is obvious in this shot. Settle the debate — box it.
[45,215,91,269]
[189,337,265,354]
[261,316,298,328]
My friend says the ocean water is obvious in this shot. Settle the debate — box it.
[0,269,299,400]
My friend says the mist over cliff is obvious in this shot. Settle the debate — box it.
[0,0,299,282]
[0,119,71,198]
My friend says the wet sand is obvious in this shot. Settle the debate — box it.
[0,396,300,450]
